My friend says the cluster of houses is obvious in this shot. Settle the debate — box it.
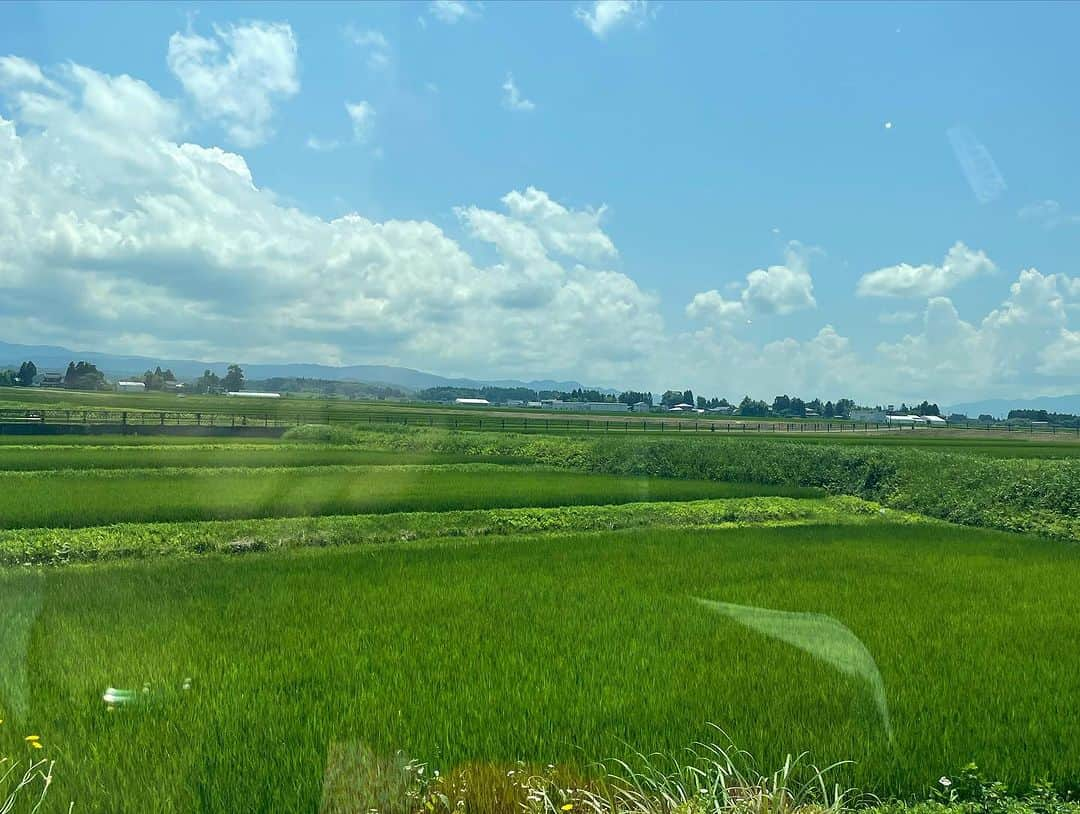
[452,397,735,414]
[452,398,950,424]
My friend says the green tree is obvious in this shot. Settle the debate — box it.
[15,360,36,386]
[195,369,221,394]
[223,364,245,392]
[64,361,106,390]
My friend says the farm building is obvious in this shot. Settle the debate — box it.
[922,415,947,426]
[849,409,886,423]
[226,391,281,399]
[115,381,146,393]
[454,398,491,406]
[526,401,542,408]
[540,400,628,412]
[885,414,923,425]
[35,370,64,388]
[630,401,651,412]
[504,400,525,407]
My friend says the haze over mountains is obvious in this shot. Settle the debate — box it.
[944,395,1080,419]
[0,340,602,394]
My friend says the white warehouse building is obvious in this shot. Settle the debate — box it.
[115,381,146,393]
[540,400,628,412]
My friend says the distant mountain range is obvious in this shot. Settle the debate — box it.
[0,339,610,394]
[946,394,1080,419]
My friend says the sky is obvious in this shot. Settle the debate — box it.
[2,0,1080,404]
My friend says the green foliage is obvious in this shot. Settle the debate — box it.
[222,363,244,392]
[0,495,885,566]
[302,428,1080,544]
[62,360,106,390]
[0,465,818,530]
[141,366,176,391]
[15,361,36,387]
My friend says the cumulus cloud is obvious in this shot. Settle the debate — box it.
[3,55,1080,404]
[0,57,660,385]
[874,269,1080,396]
[0,55,59,91]
[346,101,375,143]
[575,0,651,38]
[501,74,535,112]
[427,0,480,24]
[167,21,299,147]
[856,241,995,298]
[686,244,817,325]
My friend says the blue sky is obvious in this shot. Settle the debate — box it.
[2,1,1080,402]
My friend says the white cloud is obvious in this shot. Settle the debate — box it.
[1018,199,1080,230]
[344,26,391,71]
[427,1,479,24]
[856,241,995,298]
[873,269,1080,397]
[0,58,660,386]
[1040,329,1080,376]
[575,0,650,38]
[500,187,616,260]
[167,21,299,148]
[0,55,60,91]
[501,74,535,112]
[877,310,920,325]
[686,291,746,324]
[3,56,1080,404]
[305,136,341,152]
[345,101,375,143]
[686,243,817,325]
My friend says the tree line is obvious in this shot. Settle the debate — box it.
[0,360,108,390]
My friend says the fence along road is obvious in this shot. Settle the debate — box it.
[2,407,1078,436]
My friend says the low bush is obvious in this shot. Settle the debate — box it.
[292,426,1080,544]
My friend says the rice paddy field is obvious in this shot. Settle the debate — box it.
[2,429,1080,813]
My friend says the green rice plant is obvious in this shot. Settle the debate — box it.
[694,601,892,740]
[0,495,903,566]
[0,444,519,471]
[6,522,1080,809]
[0,467,822,530]
[0,574,42,719]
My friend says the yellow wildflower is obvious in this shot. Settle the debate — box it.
[561,805,573,811]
